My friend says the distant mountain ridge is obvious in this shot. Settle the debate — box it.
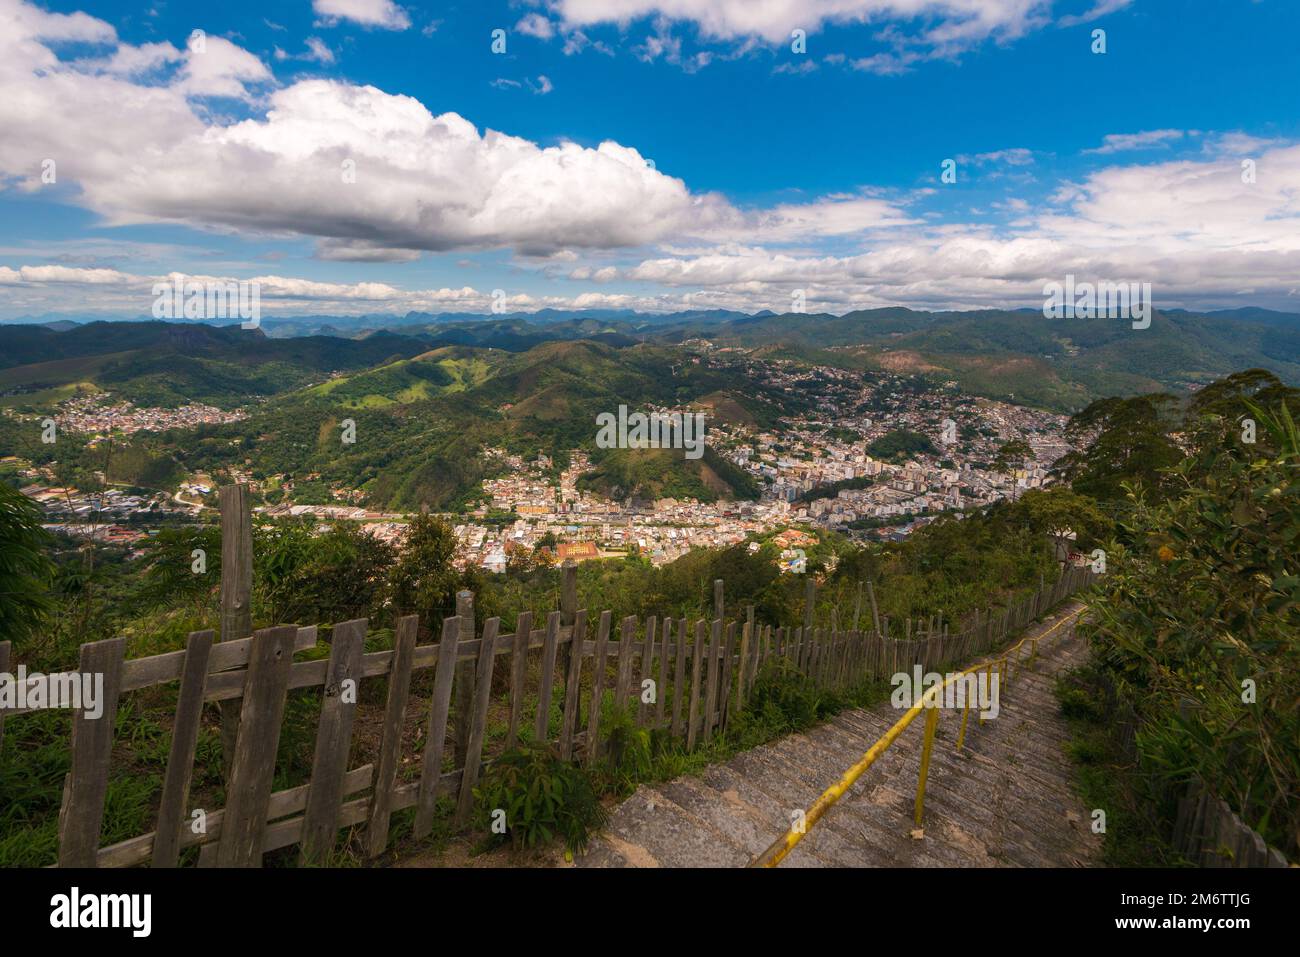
[4,305,1299,418]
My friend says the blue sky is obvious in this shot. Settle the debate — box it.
[2,0,1299,319]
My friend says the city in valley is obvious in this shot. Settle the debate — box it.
[6,345,1074,572]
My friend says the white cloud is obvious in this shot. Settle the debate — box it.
[1058,0,1132,28]
[304,37,336,64]
[0,264,139,285]
[77,40,183,77]
[312,0,410,31]
[0,6,732,257]
[3,1,1300,318]
[516,13,556,39]
[562,29,614,55]
[558,0,1047,44]
[1084,129,1188,155]
[274,37,336,66]
[608,142,1300,311]
[175,34,273,99]
[957,148,1036,166]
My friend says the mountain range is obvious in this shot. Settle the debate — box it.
[3,306,1299,508]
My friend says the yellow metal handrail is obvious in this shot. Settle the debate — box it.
[751,608,1082,867]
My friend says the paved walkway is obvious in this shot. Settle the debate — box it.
[576,602,1101,867]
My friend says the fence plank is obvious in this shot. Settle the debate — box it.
[719,621,737,732]
[637,616,657,726]
[214,625,297,867]
[655,617,670,727]
[558,610,588,761]
[218,484,253,774]
[703,619,722,740]
[559,561,579,740]
[505,611,532,751]
[584,611,612,766]
[671,618,688,741]
[452,591,476,767]
[456,617,500,824]
[735,608,753,711]
[116,628,317,696]
[366,615,418,857]
[152,629,215,868]
[57,636,126,867]
[96,764,373,868]
[686,620,707,751]
[534,611,561,743]
[413,615,461,840]
[298,618,366,865]
[614,615,637,712]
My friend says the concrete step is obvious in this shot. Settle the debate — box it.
[577,602,1103,869]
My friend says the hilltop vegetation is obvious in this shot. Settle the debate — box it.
[1053,369,1300,860]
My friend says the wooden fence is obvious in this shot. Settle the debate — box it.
[2,560,1094,869]
[1171,779,1290,868]
[1082,629,1290,868]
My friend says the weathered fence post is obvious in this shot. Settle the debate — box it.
[736,604,754,712]
[559,560,579,736]
[414,614,459,840]
[452,589,475,766]
[218,484,253,777]
[713,578,724,622]
[803,577,816,634]
[216,625,298,867]
[57,637,126,867]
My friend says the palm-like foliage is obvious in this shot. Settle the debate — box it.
[0,482,54,646]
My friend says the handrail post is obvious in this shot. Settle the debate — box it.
[956,695,972,750]
[913,702,940,827]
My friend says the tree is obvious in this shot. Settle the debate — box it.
[1051,395,1182,503]
[388,514,462,635]
[1183,369,1300,463]
[991,439,1034,500]
[1009,487,1109,557]
[0,482,55,646]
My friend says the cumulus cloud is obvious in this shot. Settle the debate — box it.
[598,142,1300,312]
[3,1,1299,318]
[312,0,410,31]
[0,6,733,257]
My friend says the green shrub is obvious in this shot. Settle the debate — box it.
[597,703,654,795]
[473,744,607,854]
[743,660,823,733]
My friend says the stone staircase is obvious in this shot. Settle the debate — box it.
[575,602,1101,868]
